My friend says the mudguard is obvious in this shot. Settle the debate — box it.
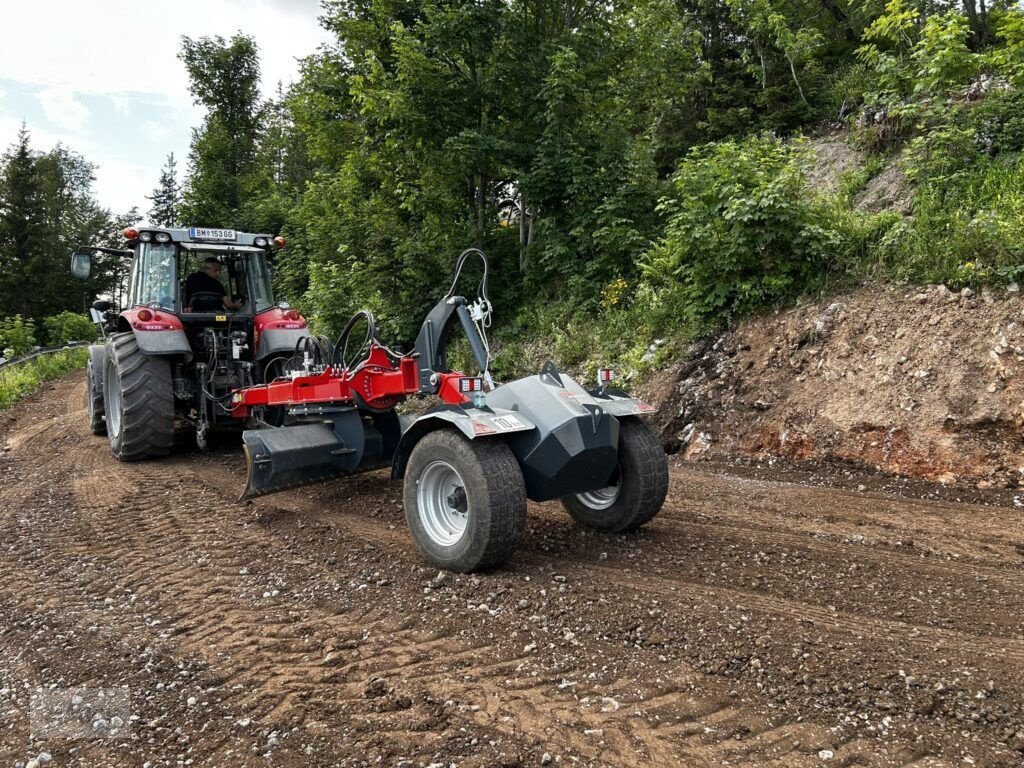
[589,388,658,418]
[257,327,308,360]
[87,344,105,396]
[133,328,192,360]
[391,404,536,480]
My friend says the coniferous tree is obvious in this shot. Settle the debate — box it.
[0,124,47,317]
[147,153,181,227]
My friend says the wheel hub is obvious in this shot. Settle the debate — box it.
[417,460,469,547]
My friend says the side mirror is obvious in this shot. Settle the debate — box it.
[70,249,92,280]
[92,299,112,312]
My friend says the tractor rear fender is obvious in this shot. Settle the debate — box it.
[391,404,536,480]
[115,316,192,361]
[133,329,192,359]
[256,327,308,361]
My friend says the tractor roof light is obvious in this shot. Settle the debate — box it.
[254,236,268,247]
[139,231,153,242]
[273,236,286,249]
[154,231,171,243]
[123,227,139,240]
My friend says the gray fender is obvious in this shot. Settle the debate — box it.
[591,389,658,418]
[87,344,105,395]
[257,328,308,360]
[133,329,192,360]
[391,404,535,480]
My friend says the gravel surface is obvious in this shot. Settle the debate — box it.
[0,372,1022,766]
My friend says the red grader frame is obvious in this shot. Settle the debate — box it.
[73,233,668,571]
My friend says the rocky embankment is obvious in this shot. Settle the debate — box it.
[648,283,1024,489]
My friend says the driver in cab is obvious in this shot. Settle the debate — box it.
[184,257,243,311]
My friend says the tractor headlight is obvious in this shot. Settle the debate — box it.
[139,231,153,242]
[254,237,268,247]
[154,232,171,243]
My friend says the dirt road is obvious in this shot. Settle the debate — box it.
[1,372,1022,767]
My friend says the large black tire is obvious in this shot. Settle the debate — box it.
[404,430,527,572]
[85,344,106,436]
[103,332,174,461]
[561,418,669,532]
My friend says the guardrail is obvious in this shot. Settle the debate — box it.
[0,342,92,371]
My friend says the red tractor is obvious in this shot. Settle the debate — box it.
[71,226,309,456]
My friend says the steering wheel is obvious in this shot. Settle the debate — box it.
[188,291,225,312]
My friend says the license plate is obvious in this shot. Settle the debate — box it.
[189,227,236,241]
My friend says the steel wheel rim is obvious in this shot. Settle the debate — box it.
[576,465,622,510]
[105,366,122,436]
[417,460,469,547]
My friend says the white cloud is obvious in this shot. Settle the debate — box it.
[0,0,333,214]
[142,120,174,144]
[37,88,90,132]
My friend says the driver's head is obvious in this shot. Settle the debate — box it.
[202,257,222,278]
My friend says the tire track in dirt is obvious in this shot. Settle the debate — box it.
[0,372,1021,766]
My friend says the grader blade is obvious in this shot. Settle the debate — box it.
[240,424,357,499]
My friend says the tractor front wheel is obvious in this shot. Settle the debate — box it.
[404,430,526,572]
[85,345,106,436]
[103,332,174,461]
[561,418,668,532]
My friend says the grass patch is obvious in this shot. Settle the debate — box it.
[0,348,89,411]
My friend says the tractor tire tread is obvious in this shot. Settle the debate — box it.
[105,333,174,461]
[86,345,106,436]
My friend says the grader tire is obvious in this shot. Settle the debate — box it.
[561,418,668,532]
[404,430,526,572]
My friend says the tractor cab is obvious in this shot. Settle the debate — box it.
[71,226,309,451]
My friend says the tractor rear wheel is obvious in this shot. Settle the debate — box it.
[404,430,526,572]
[103,332,174,461]
[561,418,668,532]
[85,345,106,436]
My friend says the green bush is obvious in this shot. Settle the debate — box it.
[0,315,37,358]
[43,311,97,346]
[0,348,88,410]
[641,136,840,322]
[878,157,1024,286]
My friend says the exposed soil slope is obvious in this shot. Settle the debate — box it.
[0,373,1022,766]
[649,283,1024,489]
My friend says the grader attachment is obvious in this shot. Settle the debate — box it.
[229,249,669,571]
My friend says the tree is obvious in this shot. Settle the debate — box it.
[147,153,181,226]
[179,34,262,228]
[0,124,47,317]
[0,124,128,322]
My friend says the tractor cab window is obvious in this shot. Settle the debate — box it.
[237,252,275,312]
[130,242,176,309]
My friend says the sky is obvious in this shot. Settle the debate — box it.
[0,0,333,220]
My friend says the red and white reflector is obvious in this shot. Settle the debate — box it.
[458,376,484,393]
[598,368,616,384]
